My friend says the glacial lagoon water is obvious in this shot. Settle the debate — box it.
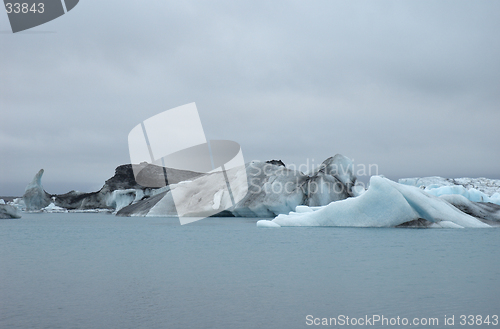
[1,213,499,329]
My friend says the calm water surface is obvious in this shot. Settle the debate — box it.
[1,213,499,328]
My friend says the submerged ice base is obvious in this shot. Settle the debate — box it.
[257,176,491,228]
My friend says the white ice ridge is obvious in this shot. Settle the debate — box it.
[399,176,500,206]
[257,176,491,228]
[42,203,67,213]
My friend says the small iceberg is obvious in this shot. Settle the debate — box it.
[256,220,281,228]
[0,204,22,219]
[42,203,67,213]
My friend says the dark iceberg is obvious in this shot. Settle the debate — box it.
[118,154,362,217]
[22,164,203,211]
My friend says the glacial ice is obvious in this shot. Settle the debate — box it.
[106,189,138,211]
[23,169,52,211]
[20,157,500,227]
[399,176,500,205]
[42,203,67,213]
[131,155,360,218]
[439,194,500,224]
[256,220,281,228]
[257,176,491,228]
[22,164,178,212]
[146,166,246,219]
[0,204,22,219]
[425,185,499,204]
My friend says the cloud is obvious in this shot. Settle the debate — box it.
[1,0,499,196]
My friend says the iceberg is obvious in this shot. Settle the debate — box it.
[21,155,499,227]
[0,204,22,219]
[22,169,52,211]
[257,176,491,228]
[119,155,362,218]
[22,164,202,212]
[21,154,361,217]
[42,203,67,213]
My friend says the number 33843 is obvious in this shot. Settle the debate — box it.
[460,315,498,326]
[5,3,45,14]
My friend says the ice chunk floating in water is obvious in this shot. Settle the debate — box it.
[0,204,22,219]
[257,176,491,228]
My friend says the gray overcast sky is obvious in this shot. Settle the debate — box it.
[1,0,499,196]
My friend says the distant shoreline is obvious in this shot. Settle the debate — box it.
[0,197,20,202]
